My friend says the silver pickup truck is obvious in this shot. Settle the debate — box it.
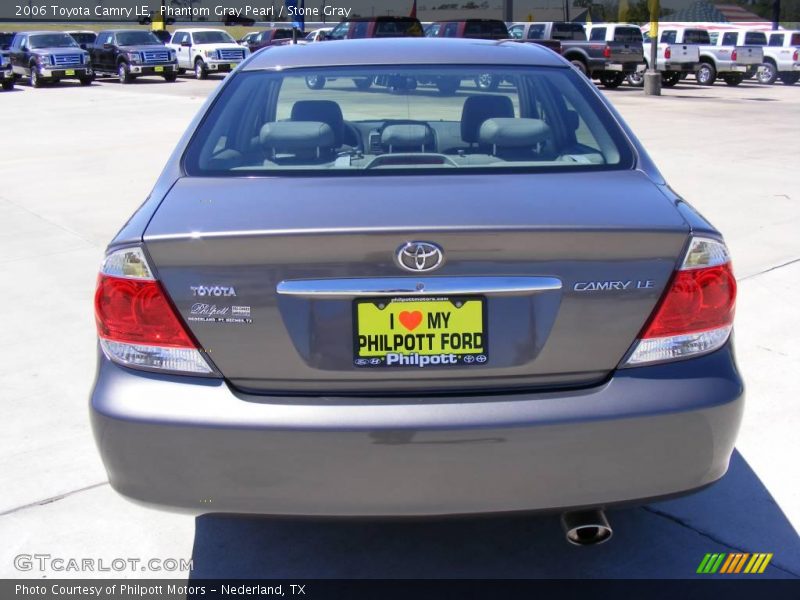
[700,29,765,86]
[630,25,700,87]
[761,30,800,85]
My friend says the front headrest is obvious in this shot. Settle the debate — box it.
[260,121,335,154]
[478,118,552,148]
[381,124,434,151]
[291,100,344,146]
[461,95,514,144]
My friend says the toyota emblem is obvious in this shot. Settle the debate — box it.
[396,242,444,273]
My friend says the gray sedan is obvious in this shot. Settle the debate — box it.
[91,38,742,546]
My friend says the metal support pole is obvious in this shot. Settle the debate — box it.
[503,0,513,22]
[644,0,661,96]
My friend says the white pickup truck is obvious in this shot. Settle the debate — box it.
[761,30,800,85]
[630,25,700,87]
[700,29,765,86]
[167,28,249,80]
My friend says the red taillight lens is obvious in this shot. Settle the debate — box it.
[95,275,195,348]
[641,264,736,338]
[731,49,738,61]
[664,46,671,59]
[603,45,611,58]
[793,50,798,61]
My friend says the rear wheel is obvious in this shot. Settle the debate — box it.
[569,59,588,76]
[353,77,372,90]
[305,75,325,89]
[475,73,500,91]
[118,62,133,84]
[780,72,799,85]
[757,61,777,85]
[695,62,717,86]
[722,73,743,86]
[600,72,624,89]
[194,59,208,80]
[626,70,644,87]
[662,71,681,87]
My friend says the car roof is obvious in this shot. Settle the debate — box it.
[244,38,564,71]
[16,31,76,35]
[175,28,227,33]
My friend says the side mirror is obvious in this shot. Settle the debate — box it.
[181,40,191,47]
[21,45,28,52]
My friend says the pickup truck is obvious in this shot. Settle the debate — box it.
[584,23,647,87]
[0,50,13,90]
[66,31,97,49]
[516,22,643,88]
[696,29,765,86]
[431,20,510,91]
[761,30,800,85]
[325,17,424,40]
[92,30,178,83]
[629,26,701,87]
[7,31,93,88]
[167,28,249,80]
[241,28,295,54]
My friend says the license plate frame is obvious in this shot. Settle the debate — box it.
[353,296,487,368]
[154,66,164,72]
[64,69,75,76]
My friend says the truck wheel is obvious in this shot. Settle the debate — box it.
[626,71,644,87]
[163,72,178,82]
[475,73,500,91]
[779,72,798,85]
[305,75,325,89]
[599,72,624,89]
[177,68,186,75]
[118,62,133,84]
[79,74,93,86]
[695,62,717,86]
[569,59,588,76]
[194,59,208,80]
[662,71,681,87]
[30,65,43,88]
[1,79,13,91]
[436,76,460,95]
[352,77,372,90]
[757,62,777,85]
[722,73,743,86]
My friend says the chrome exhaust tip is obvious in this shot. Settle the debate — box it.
[561,509,613,546]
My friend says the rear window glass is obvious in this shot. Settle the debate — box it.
[192,31,235,44]
[683,30,710,44]
[463,21,509,39]
[792,33,800,45]
[68,32,96,45]
[744,32,767,45]
[374,20,423,38]
[552,23,586,41]
[184,65,632,177]
[116,31,160,45]
[614,27,642,43]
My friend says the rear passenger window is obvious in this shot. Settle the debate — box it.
[590,28,606,41]
[768,34,783,46]
[721,32,738,46]
[660,31,676,44]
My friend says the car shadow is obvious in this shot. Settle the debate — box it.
[188,451,799,579]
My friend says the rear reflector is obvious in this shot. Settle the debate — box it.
[603,45,611,58]
[94,247,214,375]
[664,46,671,59]
[623,237,736,366]
[731,49,738,61]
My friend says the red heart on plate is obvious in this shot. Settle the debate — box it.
[398,310,423,331]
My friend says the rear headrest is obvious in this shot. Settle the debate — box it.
[461,95,514,144]
[478,118,552,149]
[381,124,434,151]
[260,121,335,155]
[291,100,344,146]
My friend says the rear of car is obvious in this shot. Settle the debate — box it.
[91,39,743,517]
[585,24,644,87]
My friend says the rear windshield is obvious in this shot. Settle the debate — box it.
[272,29,294,40]
[116,31,160,45]
[184,65,633,177]
[684,29,710,44]
[792,33,800,46]
[29,33,79,49]
[192,31,235,44]
[613,27,643,43]
[463,21,509,39]
[744,32,767,45]
[373,19,423,38]
[552,23,586,41]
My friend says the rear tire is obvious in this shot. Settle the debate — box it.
[695,62,717,86]
[194,59,208,80]
[757,61,777,85]
[600,72,624,89]
[569,59,588,76]
[779,72,799,85]
[662,71,681,87]
[475,73,500,91]
[305,75,325,89]
[626,70,644,87]
[118,62,133,84]
[722,73,743,86]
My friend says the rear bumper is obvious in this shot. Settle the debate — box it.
[603,62,641,74]
[663,63,698,72]
[91,342,744,516]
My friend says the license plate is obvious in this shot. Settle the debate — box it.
[354,297,486,368]
[607,64,623,71]
[154,66,164,72]
[733,66,747,72]
[65,69,75,76]
[230,63,237,69]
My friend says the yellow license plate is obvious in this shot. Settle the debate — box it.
[355,297,486,368]
[154,66,164,72]
[64,69,75,76]
[230,63,237,69]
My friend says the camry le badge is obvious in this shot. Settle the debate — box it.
[396,242,444,273]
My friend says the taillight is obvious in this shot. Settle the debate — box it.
[623,237,736,366]
[94,247,214,375]
[793,49,798,61]
[664,46,671,59]
[603,45,611,58]
[731,49,738,61]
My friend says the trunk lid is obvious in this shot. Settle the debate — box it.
[144,171,689,395]
[607,41,643,64]
[661,43,700,63]
[733,45,764,64]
